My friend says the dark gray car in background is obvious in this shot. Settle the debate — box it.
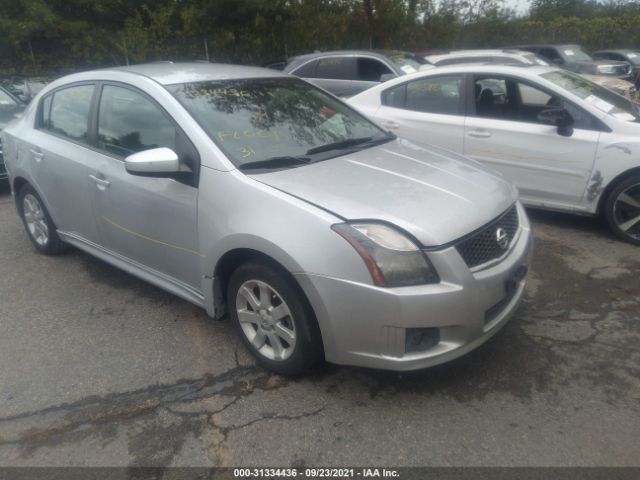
[283,50,431,97]
[593,49,640,87]
[512,44,633,80]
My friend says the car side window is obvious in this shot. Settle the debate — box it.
[357,58,393,82]
[43,84,94,142]
[473,76,599,130]
[382,76,463,115]
[97,85,177,157]
[315,57,356,80]
[292,59,318,78]
[381,83,407,108]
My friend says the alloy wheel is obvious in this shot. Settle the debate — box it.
[23,193,49,246]
[612,183,640,241]
[235,279,297,361]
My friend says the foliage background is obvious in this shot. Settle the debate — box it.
[1,0,640,75]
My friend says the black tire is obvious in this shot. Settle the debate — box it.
[604,174,640,246]
[18,184,68,254]
[227,259,323,375]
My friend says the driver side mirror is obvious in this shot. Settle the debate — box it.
[379,73,396,83]
[550,58,563,66]
[537,108,574,137]
[125,147,182,175]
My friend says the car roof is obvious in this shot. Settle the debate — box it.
[97,62,288,85]
[288,49,413,62]
[510,44,579,49]
[426,49,534,62]
[594,48,639,54]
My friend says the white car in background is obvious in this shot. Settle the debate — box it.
[348,64,640,245]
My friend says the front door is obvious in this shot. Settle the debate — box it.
[464,75,600,208]
[90,83,201,289]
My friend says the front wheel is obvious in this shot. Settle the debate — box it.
[604,174,640,246]
[227,260,323,375]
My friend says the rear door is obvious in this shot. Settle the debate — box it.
[372,74,467,153]
[90,83,201,288]
[28,83,101,242]
[463,75,600,207]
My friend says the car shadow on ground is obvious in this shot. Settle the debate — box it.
[526,207,616,241]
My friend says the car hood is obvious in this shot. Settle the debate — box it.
[0,104,26,131]
[249,139,517,247]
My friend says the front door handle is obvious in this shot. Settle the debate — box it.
[30,149,44,162]
[89,174,111,190]
[381,120,400,130]
[468,130,492,138]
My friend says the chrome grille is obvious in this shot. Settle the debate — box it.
[456,205,519,269]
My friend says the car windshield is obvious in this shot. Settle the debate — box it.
[541,70,640,121]
[561,47,593,62]
[385,52,428,74]
[167,77,390,168]
[0,89,18,106]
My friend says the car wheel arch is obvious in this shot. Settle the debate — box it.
[212,249,322,341]
[597,166,640,215]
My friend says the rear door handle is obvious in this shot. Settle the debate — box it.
[89,174,111,189]
[468,130,492,138]
[381,120,400,130]
[30,149,44,162]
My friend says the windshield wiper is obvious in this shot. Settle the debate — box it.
[238,155,311,171]
[306,134,394,156]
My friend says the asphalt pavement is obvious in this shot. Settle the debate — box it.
[0,183,638,467]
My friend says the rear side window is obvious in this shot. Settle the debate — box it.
[382,84,407,108]
[315,57,356,80]
[97,85,177,157]
[382,76,463,115]
[44,84,94,142]
[292,59,318,78]
[406,76,464,114]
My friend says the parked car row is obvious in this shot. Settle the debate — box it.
[2,44,639,376]
[348,63,640,245]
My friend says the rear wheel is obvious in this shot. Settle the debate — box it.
[227,260,323,375]
[18,184,67,254]
[604,174,640,246]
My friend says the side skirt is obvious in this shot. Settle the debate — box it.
[58,231,206,310]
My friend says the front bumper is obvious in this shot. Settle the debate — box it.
[296,203,533,371]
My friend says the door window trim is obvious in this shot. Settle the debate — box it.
[35,81,99,149]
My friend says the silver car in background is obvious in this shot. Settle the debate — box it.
[1,63,532,374]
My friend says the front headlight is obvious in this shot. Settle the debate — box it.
[332,222,439,287]
[597,65,617,74]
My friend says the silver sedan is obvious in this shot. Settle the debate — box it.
[1,63,532,374]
